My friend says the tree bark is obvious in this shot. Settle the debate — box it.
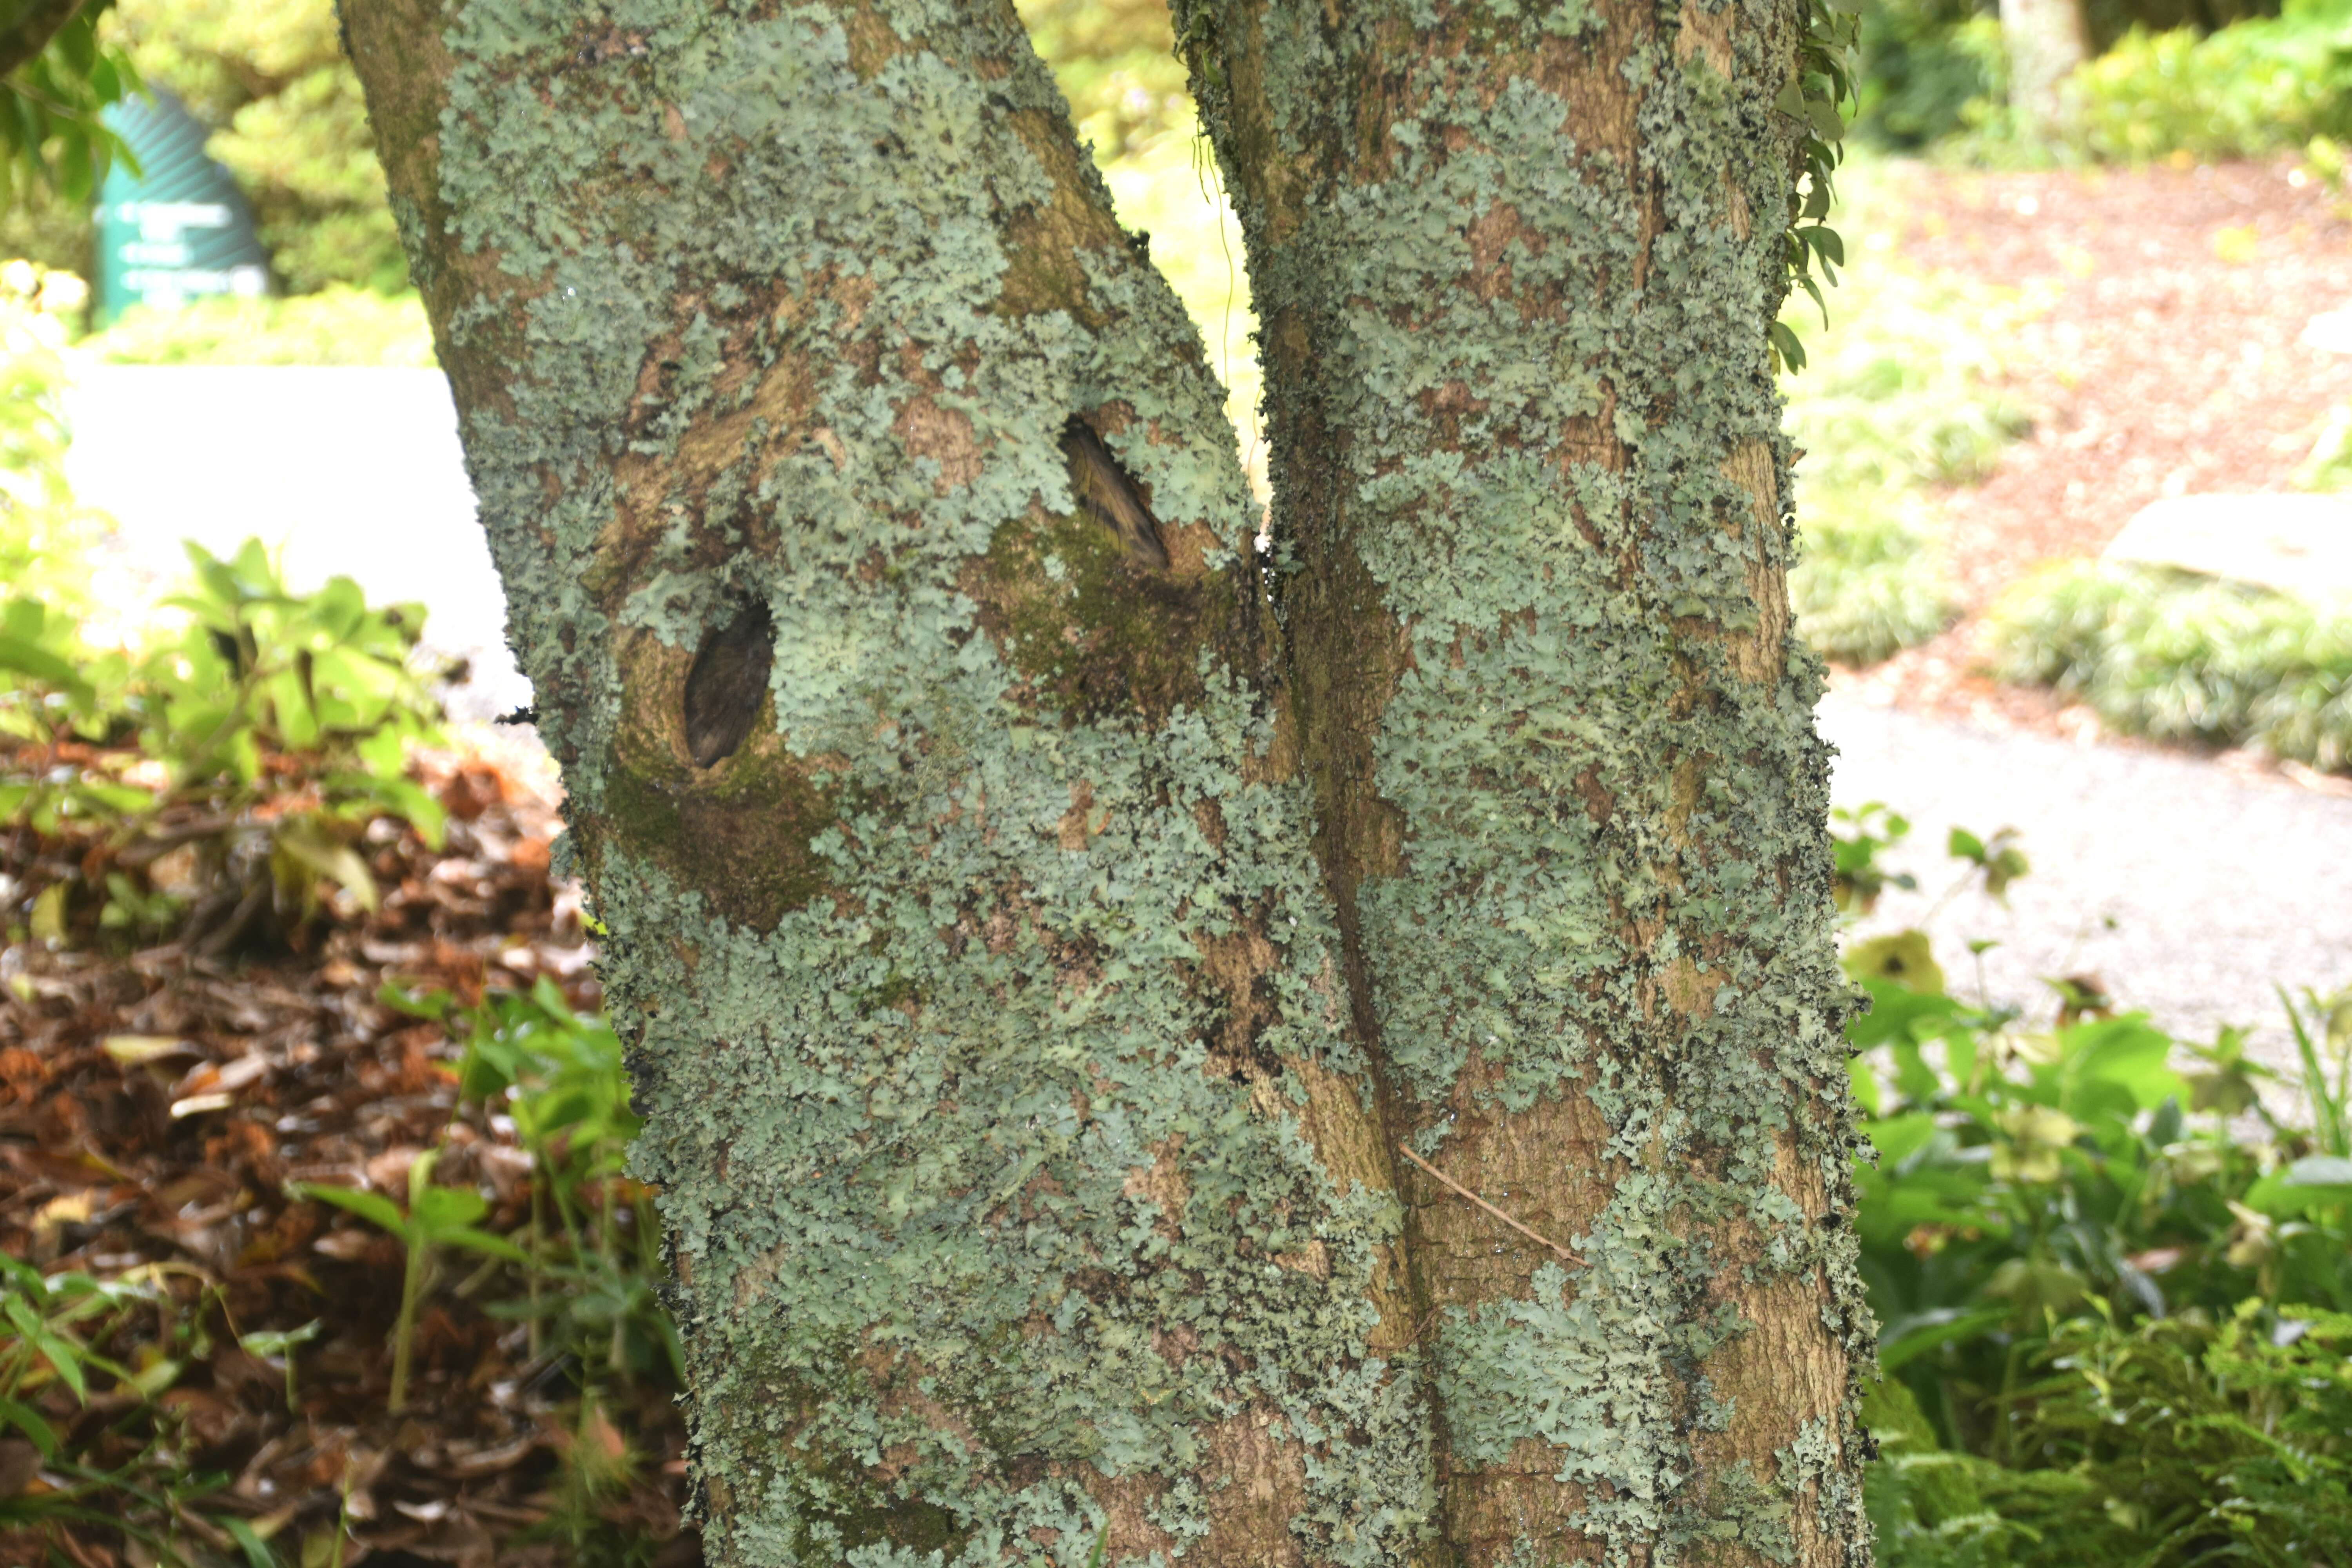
[342,0,1871,1563]
[2001,0,2090,136]
[1174,4,1870,1561]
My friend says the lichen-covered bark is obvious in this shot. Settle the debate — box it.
[345,0,1870,1562]
[1174,2,1873,1563]
[344,2,1438,1562]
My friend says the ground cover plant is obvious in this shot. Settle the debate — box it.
[0,293,690,1554]
[1781,225,2034,664]
[1,704,695,1567]
[1837,813,2352,1565]
[1986,563,2352,775]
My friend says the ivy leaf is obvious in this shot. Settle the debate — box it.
[1796,270,1831,328]
[1769,319,1808,374]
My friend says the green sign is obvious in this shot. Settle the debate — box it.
[93,90,269,325]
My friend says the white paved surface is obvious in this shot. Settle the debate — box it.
[62,365,526,719]
[1821,691,2352,1056]
[57,367,2352,1054]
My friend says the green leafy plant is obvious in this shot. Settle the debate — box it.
[1773,0,1864,373]
[0,259,103,606]
[2006,1300,2352,1564]
[1835,805,2352,1566]
[1849,938,2352,1461]
[1849,0,2000,150]
[1832,800,1920,913]
[0,1259,277,1566]
[0,0,140,209]
[387,978,679,1386]
[290,1149,526,1414]
[2,537,450,950]
[1987,563,2352,776]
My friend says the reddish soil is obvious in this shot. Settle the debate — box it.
[1828,154,2352,791]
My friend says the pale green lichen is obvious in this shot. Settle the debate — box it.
[400,0,1872,1557]
[1180,0,1872,1560]
[416,1,1446,1562]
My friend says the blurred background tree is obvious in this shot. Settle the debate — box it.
[0,0,398,292]
[106,0,403,293]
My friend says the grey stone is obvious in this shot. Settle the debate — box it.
[2102,492,2352,602]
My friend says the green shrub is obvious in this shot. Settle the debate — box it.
[1785,244,2031,663]
[1866,1383,2133,1568]
[1987,563,2352,774]
[85,285,436,367]
[1833,806,2352,1564]
[2062,0,2352,163]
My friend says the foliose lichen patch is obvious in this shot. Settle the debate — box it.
[345,0,1875,1559]
[342,0,1471,1559]
[1176,0,1873,1561]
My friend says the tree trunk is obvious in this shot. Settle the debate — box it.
[343,1,1871,1563]
[1175,4,1870,1560]
[2002,0,2091,136]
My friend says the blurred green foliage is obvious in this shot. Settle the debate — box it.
[1783,201,2034,664]
[0,0,140,215]
[1014,0,1189,161]
[0,1256,275,1565]
[1858,0,2352,162]
[85,283,434,365]
[2047,0,2352,161]
[0,530,448,949]
[1987,564,2352,774]
[1851,0,2002,148]
[0,258,100,604]
[107,0,403,294]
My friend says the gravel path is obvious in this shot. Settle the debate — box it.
[1821,688,2352,1062]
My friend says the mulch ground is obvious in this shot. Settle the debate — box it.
[0,733,695,1568]
[1826,153,2352,789]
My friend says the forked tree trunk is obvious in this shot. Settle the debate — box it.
[342,2,1871,1564]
